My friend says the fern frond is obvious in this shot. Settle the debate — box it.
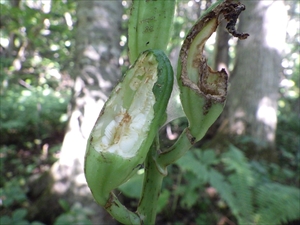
[255,182,300,225]
[222,145,255,224]
[209,169,240,216]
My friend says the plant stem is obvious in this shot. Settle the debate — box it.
[157,128,193,168]
[171,171,183,214]
[105,192,141,225]
[137,141,165,224]
[137,130,194,224]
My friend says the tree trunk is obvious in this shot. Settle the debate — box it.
[221,0,287,161]
[213,20,230,71]
[50,1,123,223]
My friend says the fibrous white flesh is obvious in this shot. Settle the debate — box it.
[91,54,157,158]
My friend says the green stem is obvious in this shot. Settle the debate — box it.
[137,141,165,224]
[171,171,183,214]
[157,128,194,168]
[105,192,141,225]
[136,129,195,224]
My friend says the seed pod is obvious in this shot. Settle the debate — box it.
[85,49,173,206]
[128,0,175,63]
[177,1,241,142]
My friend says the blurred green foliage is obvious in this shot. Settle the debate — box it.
[0,87,70,148]
[0,208,45,225]
[120,145,300,224]
[0,178,27,208]
[1,0,75,223]
[54,201,94,225]
[0,0,75,147]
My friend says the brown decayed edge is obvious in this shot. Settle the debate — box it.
[186,128,196,145]
[179,0,249,106]
[223,2,250,39]
[104,192,114,209]
[179,1,227,104]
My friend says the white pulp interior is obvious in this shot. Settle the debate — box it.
[91,56,158,158]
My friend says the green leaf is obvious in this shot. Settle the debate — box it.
[176,151,209,182]
[54,214,74,225]
[180,188,199,209]
[196,149,218,166]
[31,222,46,225]
[0,216,12,225]
[176,152,199,172]
[223,144,246,162]
[14,220,30,225]
[208,169,238,215]
[54,203,93,225]
[256,183,300,224]
[1,179,27,207]
[58,199,70,212]
[12,208,27,221]
[1,196,14,207]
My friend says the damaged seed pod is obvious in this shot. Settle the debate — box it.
[84,49,173,206]
[177,0,248,142]
[128,0,175,63]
